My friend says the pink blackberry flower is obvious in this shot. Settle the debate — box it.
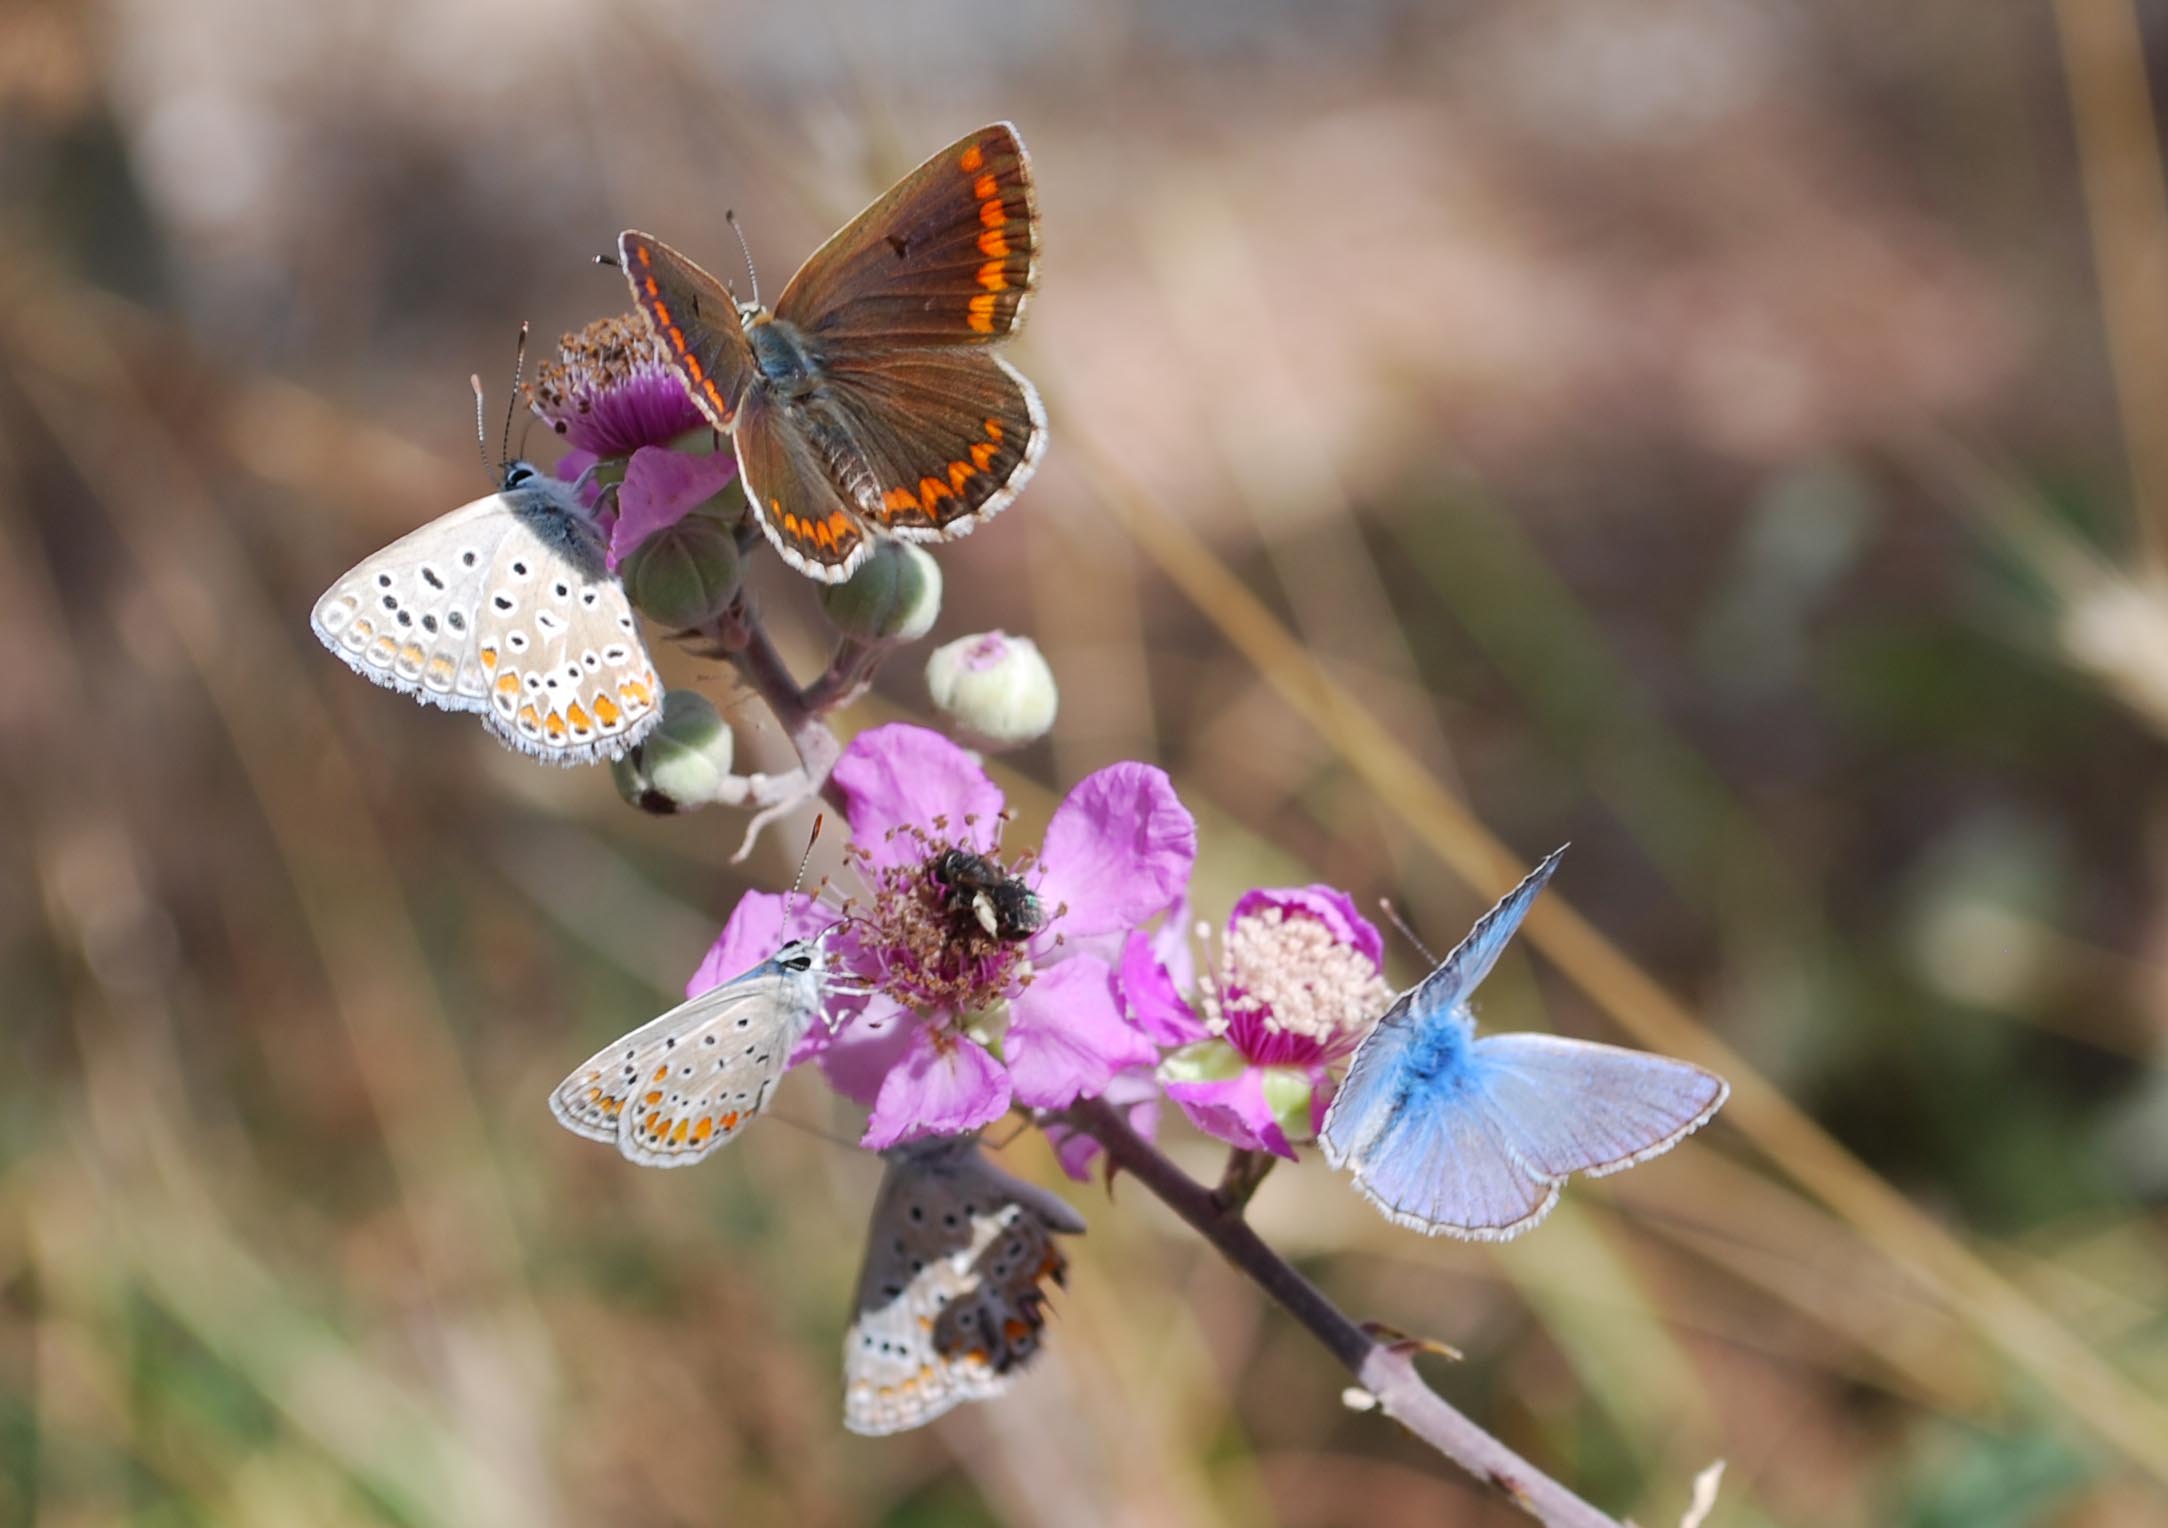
[528,313,709,463]
[1154,887,1395,1160]
[688,724,1196,1149]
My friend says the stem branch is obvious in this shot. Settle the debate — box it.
[1066,1098,1625,1528]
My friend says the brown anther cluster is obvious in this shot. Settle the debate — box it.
[527,314,671,427]
[849,826,1045,1015]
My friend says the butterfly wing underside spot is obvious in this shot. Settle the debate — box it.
[618,231,759,433]
[843,1138,1082,1436]
[776,123,1038,348]
[547,958,824,1166]
[310,477,662,766]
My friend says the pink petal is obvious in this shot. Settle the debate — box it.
[1119,928,1206,1045]
[809,995,917,1104]
[832,724,1005,870]
[1163,1069,1298,1161]
[1035,763,1196,940]
[1047,1067,1160,1183]
[685,890,836,997]
[1229,885,1385,969]
[608,445,738,571]
[861,1027,1011,1149]
[1004,955,1159,1110]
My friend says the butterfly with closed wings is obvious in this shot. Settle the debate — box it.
[1321,850,1729,1240]
[310,377,664,766]
[548,935,831,1166]
[844,1135,1083,1436]
[618,122,1047,583]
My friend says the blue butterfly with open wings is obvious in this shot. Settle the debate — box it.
[1321,849,1728,1240]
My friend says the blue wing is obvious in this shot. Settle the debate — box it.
[1319,846,1563,1172]
[1466,1034,1727,1179]
[1400,847,1563,1022]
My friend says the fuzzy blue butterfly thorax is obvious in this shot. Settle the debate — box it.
[747,316,821,395]
[1394,1006,1475,1091]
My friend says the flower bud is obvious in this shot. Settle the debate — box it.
[611,689,734,813]
[620,501,742,629]
[924,630,1057,750]
[817,542,943,643]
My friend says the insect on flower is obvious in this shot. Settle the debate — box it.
[929,847,1046,943]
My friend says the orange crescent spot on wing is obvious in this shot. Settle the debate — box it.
[494,671,518,695]
[979,198,1005,229]
[643,275,659,295]
[684,354,704,383]
[948,459,976,491]
[566,702,593,733]
[918,476,954,506]
[593,692,622,727]
[977,261,1009,292]
[883,486,919,512]
[978,228,1010,259]
[544,711,568,740]
[970,441,998,472]
[635,245,653,268]
[516,703,541,730]
[973,172,999,201]
[967,294,998,332]
[652,298,673,327]
[826,511,855,539]
[719,1110,740,1131]
[984,418,1005,442]
[960,143,985,173]
[692,1118,714,1143]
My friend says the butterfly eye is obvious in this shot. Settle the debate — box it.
[503,462,538,488]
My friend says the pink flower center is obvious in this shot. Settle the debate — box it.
[1199,907,1393,1059]
[841,825,1058,1019]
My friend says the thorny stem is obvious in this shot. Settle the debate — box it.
[1066,1097,1626,1528]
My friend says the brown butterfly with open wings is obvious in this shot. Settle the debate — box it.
[618,123,1046,583]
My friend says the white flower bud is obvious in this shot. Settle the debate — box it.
[611,689,734,813]
[817,542,943,643]
[924,631,1058,750]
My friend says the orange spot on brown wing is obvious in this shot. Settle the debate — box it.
[703,379,728,412]
[652,299,673,327]
[973,172,999,201]
[980,199,1005,229]
[918,476,954,505]
[637,246,653,268]
[668,326,688,353]
[970,441,998,472]
[684,354,704,382]
[883,486,919,512]
[1003,1319,1031,1342]
[984,418,1005,442]
[960,143,985,173]
[978,228,1010,259]
[826,511,855,540]
[967,294,997,332]
[643,274,658,294]
[948,460,975,491]
[977,261,1008,292]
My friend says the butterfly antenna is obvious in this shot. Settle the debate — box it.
[500,321,529,470]
[782,812,824,927]
[1378,897,1442,967]
[469,373,493,483]
[725,209,761,308]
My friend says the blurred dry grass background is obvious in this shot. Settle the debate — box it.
[5,1,2168,1523]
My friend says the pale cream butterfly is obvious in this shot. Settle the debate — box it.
[844,1135,1084,1436]
[548,936,833,1166]
[309,452,663,766]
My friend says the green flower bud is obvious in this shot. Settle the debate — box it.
[817,542,943,643]
[621,502,742,630]
[611,689,734,814]
[924,630,1057,750]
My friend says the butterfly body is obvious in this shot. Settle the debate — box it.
[548,937,830,1166]
[621,123,1046,583]
[844,1135,1082,1435]
[1321,851,1728,1240]
[311,463,662,765]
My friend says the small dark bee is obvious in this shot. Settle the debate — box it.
[930,849,1045,943]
